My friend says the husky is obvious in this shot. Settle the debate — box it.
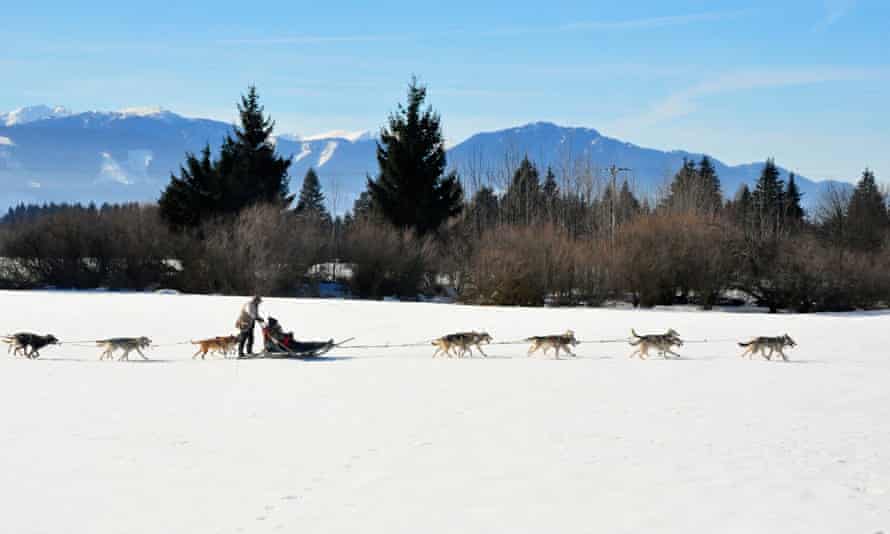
[525,330,578,359]
[738,334,796,361]
[192,335,238,359]
[97,337,152,361]
[431,332,493,359]
[2,333,59,359]
[628,329,683,359]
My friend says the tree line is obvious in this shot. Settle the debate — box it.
[2,80,888,312]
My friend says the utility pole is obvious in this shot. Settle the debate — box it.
[607,165,632,243]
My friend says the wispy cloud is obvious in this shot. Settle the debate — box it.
[613,66,890,131]
[484,10,751,37]
[221,10,749,47]
[815,0,857,30]
[217,34,406,46]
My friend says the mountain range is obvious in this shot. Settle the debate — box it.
[0,105,845,212]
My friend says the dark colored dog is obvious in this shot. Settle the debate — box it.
[3,333,60,359]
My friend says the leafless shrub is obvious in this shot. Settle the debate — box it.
[339,220,435,299]
[0,205,175,289]
[177,204,328,296]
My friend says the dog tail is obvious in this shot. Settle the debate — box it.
[738,341,753,347]
[631,329,643,339]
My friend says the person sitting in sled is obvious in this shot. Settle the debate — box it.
[264,317,296,352]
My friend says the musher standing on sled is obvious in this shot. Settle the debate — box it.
[236,295,264,358]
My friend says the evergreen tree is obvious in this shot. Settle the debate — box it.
[295,168,330,222]
[751,158,785,235]
[158,146,221,229]
[664,157,722,215]
[847,168,888,250]
[783,172,805,224]
[542,166,559,199]
[541,166,560,221]
[349,191,377,224]
[217,86,292,210]
[697,155,723,214]
[159,86,292,229]
[503,156,541,225]
[366,78,463,235]
[663,159,698,213]
[617,180,641,223]
[468,186,500,234]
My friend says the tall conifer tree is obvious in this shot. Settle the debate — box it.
[751,158,785,234]
[847,168,888,250]
[783,172,805,224]
[159,86,292,229]
[366,78,462,235]
[295,168,330,222]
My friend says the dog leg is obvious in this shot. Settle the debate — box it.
[476,345,489,358]
[136,347,148,360]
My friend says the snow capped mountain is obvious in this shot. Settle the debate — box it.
[0,109,846,212]
[295,130,374,143]
[1,105,72,126]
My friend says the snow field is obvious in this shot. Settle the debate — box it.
[1,291,888,533]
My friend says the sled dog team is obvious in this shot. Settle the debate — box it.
[430,329,797,361]
[2,295,798,361]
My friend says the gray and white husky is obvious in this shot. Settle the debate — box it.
[628,329,683,359]
[97,337,152,361]
[432,331,493,359]
[525,330,579,359]
[738,334,796,361]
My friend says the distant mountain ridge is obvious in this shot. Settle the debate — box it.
[1,105,72,126]
[447,121,844,204]
[0,107,846,212]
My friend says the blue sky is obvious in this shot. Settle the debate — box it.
[2,0,888,183]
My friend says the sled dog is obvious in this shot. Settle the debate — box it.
[192,335,238,359]
[738,334,796,361]
[628,329,683,359]
[97,337,152,361]
[525,330,578,359]
[431,332,493,358]
[2,333,59,359]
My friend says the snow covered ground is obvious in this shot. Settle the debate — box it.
[1,290,888,533]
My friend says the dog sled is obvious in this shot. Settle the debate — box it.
[246,317,352,359]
